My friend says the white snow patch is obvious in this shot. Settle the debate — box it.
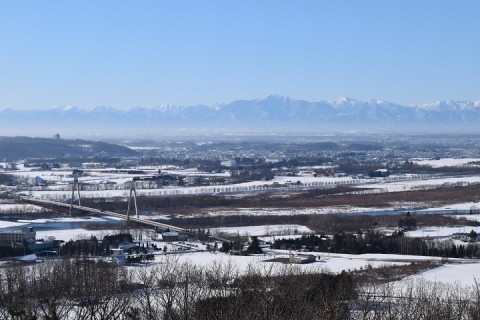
[413,158,480,168]
[400,262,480,287]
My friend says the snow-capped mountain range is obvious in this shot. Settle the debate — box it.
[1,96,479,137]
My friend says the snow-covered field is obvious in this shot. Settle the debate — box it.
[0,220,29,228]
[406,226,480,238]
[2,216,480,287]
[143,250,480,286]
[0,204,44,211]
[413,158,480,168]
[0,203,46,214]
[401,261,480,285]
[359,175,480,193]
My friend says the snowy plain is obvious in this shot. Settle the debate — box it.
[3,161,480,288]
[2,215,480,287]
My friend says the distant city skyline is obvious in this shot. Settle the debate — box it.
[1,1,479,110]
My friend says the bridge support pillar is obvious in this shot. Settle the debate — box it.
[127,180,139,220]
[70,176,81,216]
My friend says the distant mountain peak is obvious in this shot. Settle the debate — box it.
[333,96,356,104]
[89,105,119,112]
[417,100,480,110]
[1,96,480,136]
[254,94,291,103]
[153,103,185,111]
[54,105,79,112]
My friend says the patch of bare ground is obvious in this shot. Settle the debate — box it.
[263,257,441,284]
[252,183,480,209]
[352,261,441,285]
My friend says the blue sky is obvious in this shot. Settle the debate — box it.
[0,1,479,109]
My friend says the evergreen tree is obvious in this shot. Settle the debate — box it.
[247,236,262,254]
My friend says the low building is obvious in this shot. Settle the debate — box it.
[369,169,390,177]
[118,242,139,253]
[109,248,127,265]
[289,253,316,264]
[29,240,57,252]
[34,176,48,186]
[162,231,179,241]
[452,233,478,243]
[298,170,317,177]
[161,231,189,242]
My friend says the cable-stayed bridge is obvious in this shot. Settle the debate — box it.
[21,196,188,233]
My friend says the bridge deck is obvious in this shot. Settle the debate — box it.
[21,197,188,233]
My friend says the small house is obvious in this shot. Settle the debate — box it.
[162,232,179,242]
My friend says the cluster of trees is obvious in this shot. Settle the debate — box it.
[0,245,30,258]
[60,233,134,256]
[1,256,480,319]
[354,278,480,319]
[176,212,477,237]
[23,162,61,170]
[338,158,480,176]
[273,232,480,258]
[0,174,14,185]
[0,205,49,216]
[0,257,354,320]
[398,211,417,230]
[220,235,263,255]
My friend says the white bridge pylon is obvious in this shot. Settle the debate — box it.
[127,178,139,220]
[69,175,81,216]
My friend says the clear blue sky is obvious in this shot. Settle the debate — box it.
[1,1,479,109]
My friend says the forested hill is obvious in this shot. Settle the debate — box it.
[0,136,138,160]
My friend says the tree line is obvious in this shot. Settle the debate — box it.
[0,256,354,320]
[273,232,480,258]
[2,256,480,319]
